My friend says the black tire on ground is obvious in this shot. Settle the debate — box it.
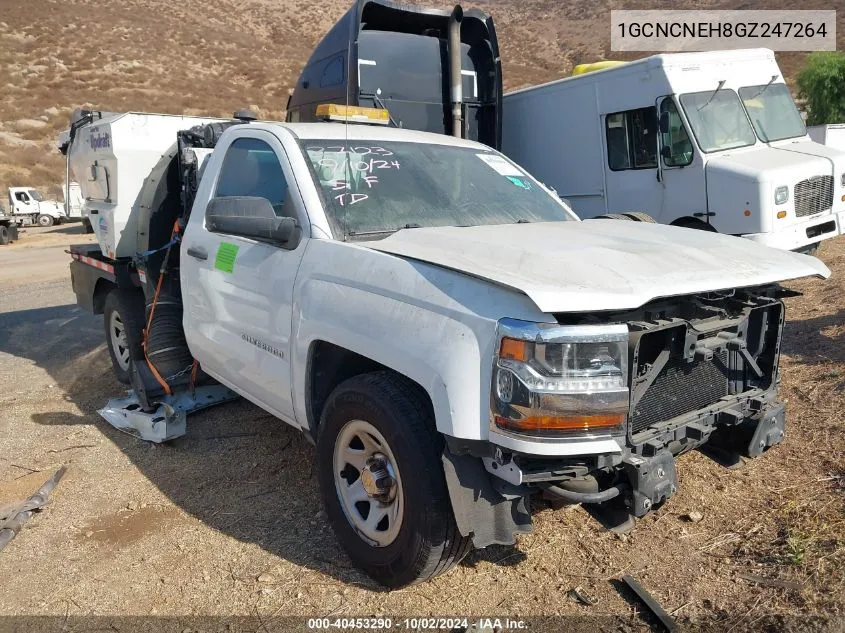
[83,218,94,234]
[0,226,9,246]
[622,212,657,223]
[37,214,54,227]
[795,243,820,256]
[593,213,634,221]
[674,217,717,232]
[103,289,146,384]
[317,371,472,588]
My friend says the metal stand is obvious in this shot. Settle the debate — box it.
[98,385,239,442]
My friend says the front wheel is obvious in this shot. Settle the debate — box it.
[317,371,472,588]
[37,214,54,227]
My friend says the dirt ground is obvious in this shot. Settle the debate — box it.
[0,224,843,631]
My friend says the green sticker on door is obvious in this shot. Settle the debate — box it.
[214,242,239,273]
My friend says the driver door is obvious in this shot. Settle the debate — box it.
[181,130,309,426]
[656,96,709,225]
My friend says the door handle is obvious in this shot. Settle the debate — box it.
[187,245,208,260]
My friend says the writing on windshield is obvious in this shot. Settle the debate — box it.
[299,140,572,238]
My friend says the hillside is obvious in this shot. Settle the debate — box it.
[1,0,843,195]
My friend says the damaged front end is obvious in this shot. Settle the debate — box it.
[445,285,791,547]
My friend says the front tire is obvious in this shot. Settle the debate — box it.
[37,214,54,227]
[103,289,145,384]
[317,371,472,588]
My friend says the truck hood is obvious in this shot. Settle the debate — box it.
[707,144,831,182]
[774,138,845,163]
[361,221,829,313]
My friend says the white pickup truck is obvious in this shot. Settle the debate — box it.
[7,187,67,227]
[63,107,829,587]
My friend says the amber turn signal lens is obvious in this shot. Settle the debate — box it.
[744,209,752,217]
[494,413,625,433]
[777,210,787,219]
[499,337,529,362]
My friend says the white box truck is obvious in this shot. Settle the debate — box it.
[502,48,845,254]
[809,124,845,152]
[61,104,828,587]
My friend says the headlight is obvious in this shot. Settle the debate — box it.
[774,185,789,205]
[491,319,629,437]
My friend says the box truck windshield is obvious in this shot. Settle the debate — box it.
[679,89,757,152]
[739,83,806,142]
[299,140,572,237]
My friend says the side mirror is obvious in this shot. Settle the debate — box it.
[658,112,670,134]
[206,196,299,247]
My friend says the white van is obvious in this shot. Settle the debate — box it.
[809,124,845,153]
[502,48,845,253]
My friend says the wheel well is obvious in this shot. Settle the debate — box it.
[306,341,432,437]
[92,278,116,314]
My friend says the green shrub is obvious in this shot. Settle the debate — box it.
[797,52,845,126]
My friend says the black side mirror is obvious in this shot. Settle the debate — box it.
[658,112,670,134]
[206,196,299,247]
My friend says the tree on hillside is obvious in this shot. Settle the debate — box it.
[797,52,845,126]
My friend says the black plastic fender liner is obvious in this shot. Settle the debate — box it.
[441,448,533,548]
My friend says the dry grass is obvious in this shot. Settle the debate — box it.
[1,0,844,194]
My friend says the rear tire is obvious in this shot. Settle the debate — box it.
[37,214,53,227]
[795,243,820,256]
[622,212,657,223]
[0,226,9,245]
[593,213,634,221]
[103,289,145,384]
[317,371,472,588]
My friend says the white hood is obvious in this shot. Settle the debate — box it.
[707,144,830,182]
[362,221,830,313]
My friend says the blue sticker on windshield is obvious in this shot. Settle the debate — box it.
[507,176,532,190]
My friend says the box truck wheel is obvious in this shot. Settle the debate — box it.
[104,289,145,384]
[37,214,54,227]
[317,371,472,588]
[594,213,635,221]
[622,212,657,223]
[0,226,9,245]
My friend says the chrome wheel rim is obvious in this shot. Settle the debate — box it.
[38,215,51,226]
[109,310,131,371]
[333,419,404,547]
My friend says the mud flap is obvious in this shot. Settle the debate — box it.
[441,448,533,548]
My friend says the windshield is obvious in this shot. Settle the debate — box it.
[27,189,43,201]
[679,89,757,153]
[739,83,806,143]
[298,140,573,238]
